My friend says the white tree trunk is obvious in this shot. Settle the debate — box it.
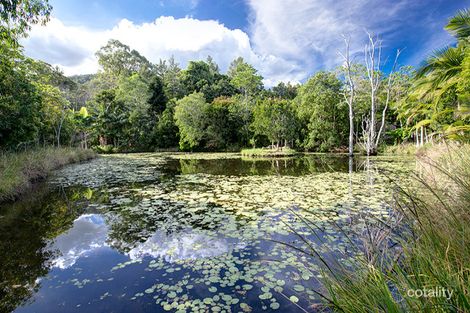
[376,50,401,148]
[339,36,355,157]
[420,126,424,146]
[364,33,380,156]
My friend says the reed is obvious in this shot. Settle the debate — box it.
[0,147,96,202]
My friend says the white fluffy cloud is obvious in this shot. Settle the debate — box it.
[25,17,244,73]
[247,0,455,78]
[21,1,455,86]
[22,16,296,86]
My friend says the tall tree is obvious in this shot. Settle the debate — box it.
[93,89,128,148]
[148,75,168,116]
[295,72,347,152]
[162,56,185,100]
[269,82,298,100]
[180,60,215,95]
[174,92,210,150]
[0,49,42,148]
[151,99,179,148]
[362,33,400,155]
[181,59,236,102]
[411,9,470,141]
[96,39,153,81]
[252,98,298,148]
[115,74,152,149]
[228,57,263,97]
[0,0,52,148]
[445,9,470,40]
[35,83,70,147]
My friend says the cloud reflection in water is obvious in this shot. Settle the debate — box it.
[49,213,244,269]
[50,214,108,269]
[128,231,245,263]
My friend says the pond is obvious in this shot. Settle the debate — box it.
[0,153,413,313]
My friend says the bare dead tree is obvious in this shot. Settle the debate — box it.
[363,32,382,155]
[363,32,401,155]
[338,35,355,157]
[376,49,402,148]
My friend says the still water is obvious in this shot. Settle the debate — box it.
[0,153,412,313]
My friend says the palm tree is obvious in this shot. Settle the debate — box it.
[409,9,470,141]
[416,9,469,85]
[446,8,470,40]
[416,9,469,84]
[415,46,464,97]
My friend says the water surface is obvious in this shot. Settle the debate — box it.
[0,153,412,313]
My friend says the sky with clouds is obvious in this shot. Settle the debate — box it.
[21,0,468,86]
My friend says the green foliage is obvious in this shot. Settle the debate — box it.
[34,82,71,146]
[228,57,263,96]
[160,56,186,100]
[445,8,470,40]
[180,60,214,95]
[404,9,470,142]
[416,46,465,92]
[148,75,168,116]
[117,74,153,148]
[174,92,210,150]
[457,47,470,99]
[180,58,237,102]
[151,99,179,149]
[205,97,240,150]
[1,7,468,154]
[0,45,42,148]
[93,89,129,148]
[295,72,347,151]
[95,39,153,81]
[268,82,298,100]
[0,0,52,47]
[252,98,298,147]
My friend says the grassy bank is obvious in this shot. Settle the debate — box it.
[0,148,96,202]
[297,144,470,312]
[241,147,298,157]
[381,143,436,155]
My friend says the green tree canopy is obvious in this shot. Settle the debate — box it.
[96,39,154,81]
[228,57,263,97]
[174,92,210,150]
[180,58,237,102]
[148,75,168,116]
[0,0,52,46]
[252,98,298,148]
[295,72,347,151]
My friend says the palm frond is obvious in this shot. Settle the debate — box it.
[445,9,470,40]
[416,46,464,79]
[412,119,433,130]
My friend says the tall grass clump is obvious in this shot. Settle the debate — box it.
[289,144,470,312]
[0,147,96,202]
[381,143,437,155]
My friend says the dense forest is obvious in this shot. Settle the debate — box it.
[1,2,470,313]
[1,2,469,155]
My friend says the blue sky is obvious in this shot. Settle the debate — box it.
[48,0,250,30]
[22,0,469,86]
